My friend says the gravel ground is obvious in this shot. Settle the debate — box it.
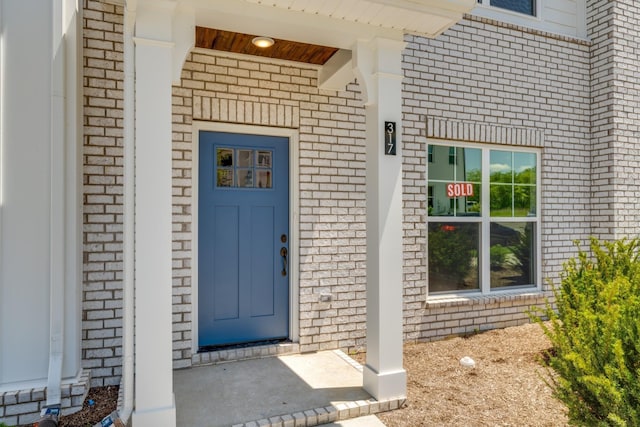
[55,323,566,427]
[356,322,568,427]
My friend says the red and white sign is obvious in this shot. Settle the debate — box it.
[446,182,474,198]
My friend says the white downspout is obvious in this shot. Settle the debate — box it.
[121,0,137,422]
[47,0,66,406]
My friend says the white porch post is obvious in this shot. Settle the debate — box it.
[131,2,177,425]
[354,38,407,401]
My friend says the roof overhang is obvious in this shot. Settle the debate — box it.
[188,0,474,89]
[119,0,475,89]
[189,0,475,48]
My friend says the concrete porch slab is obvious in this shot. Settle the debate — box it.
[174,350,401,427]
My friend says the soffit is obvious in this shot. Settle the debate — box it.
[195,27,339,65]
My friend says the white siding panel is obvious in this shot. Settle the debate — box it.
[547,15,577,29]
[547,0,577,14]
[0,0,52,387]
[472,0,585,39]
[545,0,578,27]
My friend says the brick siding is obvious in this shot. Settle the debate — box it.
[5,0,637,422]
[82,0,124,387]
[0,371,90,426]
[401,15,592,340]
[588,0,640,239]
[171,51,368,365]
[79,0,598,385]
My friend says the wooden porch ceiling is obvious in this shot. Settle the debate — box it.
[195,26,340,65]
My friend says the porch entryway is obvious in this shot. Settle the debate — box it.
[125,1,475,425]
[174,348,402,427]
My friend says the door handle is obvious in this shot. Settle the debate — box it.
[280,247,288,276]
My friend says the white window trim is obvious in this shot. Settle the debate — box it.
[426,140,542,299]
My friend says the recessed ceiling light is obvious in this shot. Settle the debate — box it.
[252,36,275,48]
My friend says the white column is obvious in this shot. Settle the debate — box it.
[354,38,407,401]
[131,2,176,425]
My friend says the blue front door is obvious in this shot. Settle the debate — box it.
[199,131,289,347]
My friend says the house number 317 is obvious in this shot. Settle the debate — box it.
[384,121,396,156]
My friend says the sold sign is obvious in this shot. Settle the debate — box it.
[446,183,474,198]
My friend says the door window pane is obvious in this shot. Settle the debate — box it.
[238,150,253,167]
[428,222,480,293]
[216,148,273,189]
[256,171,272,189]
[217,169,233,187]
[217,148,233,166]
[257,151,272,167]
[490,222,535,289]
[237,169,253,188]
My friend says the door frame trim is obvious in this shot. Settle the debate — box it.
[191,121,300,353]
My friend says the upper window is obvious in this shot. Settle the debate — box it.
[477,0,536,16]
[427,143,539,296]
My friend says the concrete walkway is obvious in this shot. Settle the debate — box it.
[174,349,400,427]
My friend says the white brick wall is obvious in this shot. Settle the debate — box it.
[3,0,636,421]
[172,51,368,364]
[0,371,90,426]
[588,0,640,239]
[401,15,592,341]
[82,0,124,387]
[79,0,602,385]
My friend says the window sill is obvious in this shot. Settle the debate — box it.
[425,289,552,309]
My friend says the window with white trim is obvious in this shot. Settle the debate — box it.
[477,0,536,16]
[427,143,539,295]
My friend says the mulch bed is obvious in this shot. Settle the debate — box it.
[354,322,568,426]
[57,385,118,427]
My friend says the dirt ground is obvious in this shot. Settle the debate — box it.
[358,322,568,427]
[56,323,566,427]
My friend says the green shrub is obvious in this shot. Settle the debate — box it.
[530,238,640,426]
